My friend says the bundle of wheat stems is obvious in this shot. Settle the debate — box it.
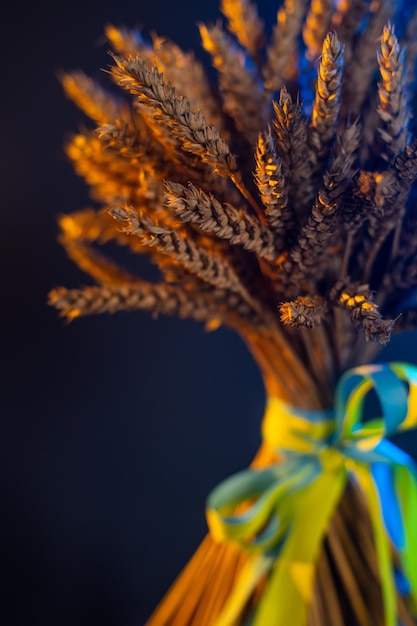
[49,0,417,623]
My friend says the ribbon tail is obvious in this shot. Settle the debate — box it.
[252,469,347,626]
[392,462,417,613]
[353,464,397,626]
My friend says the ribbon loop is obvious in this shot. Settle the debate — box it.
[335,363,415,444]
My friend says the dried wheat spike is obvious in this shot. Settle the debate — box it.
[61,71,125,125]
[66,133,161,206]
[377,23,410,161]
[165,181,280,261]
[308,33,344,174]
[254,129,295,240]
[199,23,269,147]
[110,54,238,178]
[107,26,226,132]
[279,296,328,328]
[49,282,226,324]
[330,279,395,344]
[263,0,309,91]
[110,205,256,301]
[286,122,360,286]
[220,0,265,61]
[273,87,313,213]
[303,0,333,61]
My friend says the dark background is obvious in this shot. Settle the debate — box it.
[1,1,417,625]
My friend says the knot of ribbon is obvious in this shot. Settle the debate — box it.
[206,363,417,626]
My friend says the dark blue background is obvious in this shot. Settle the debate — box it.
[1,1,417,625]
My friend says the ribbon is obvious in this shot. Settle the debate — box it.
[206,363,417,626]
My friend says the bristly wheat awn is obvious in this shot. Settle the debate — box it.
[50,0,417,624]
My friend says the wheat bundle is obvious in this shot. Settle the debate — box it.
[50,1,417,624]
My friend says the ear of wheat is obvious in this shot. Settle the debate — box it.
[50,1,417,624]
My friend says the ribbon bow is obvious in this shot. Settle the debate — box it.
[206,363,417,626]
